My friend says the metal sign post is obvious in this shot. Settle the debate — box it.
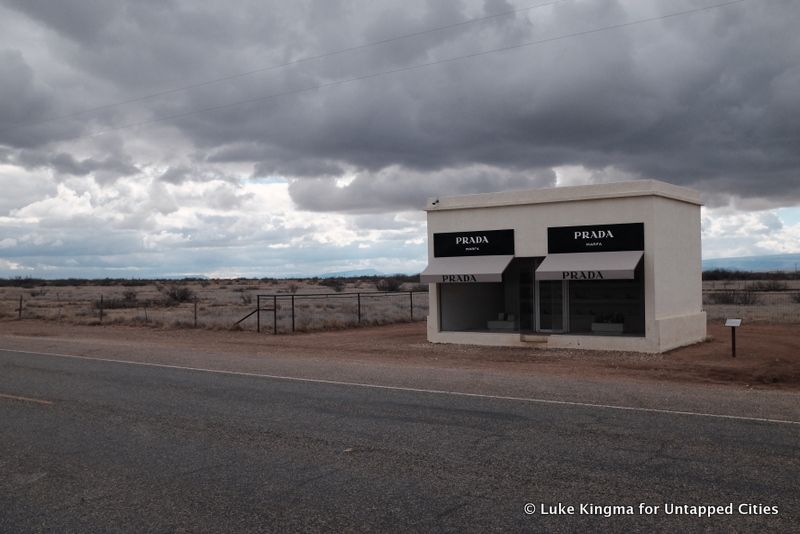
[725,318,742,358]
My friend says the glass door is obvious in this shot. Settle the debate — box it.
[537,280,566,332]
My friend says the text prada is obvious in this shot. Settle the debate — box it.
[574,230,614,240]
[455,236,489,245]
[562,271,604,280]
[442,274,477,282]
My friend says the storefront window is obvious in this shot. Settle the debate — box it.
[439,283,510,331]
[567,263,645,335]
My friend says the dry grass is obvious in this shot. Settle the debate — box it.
[0,280,429,332]
[703,279,800,291]
[702,280,800,323]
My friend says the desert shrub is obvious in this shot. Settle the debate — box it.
[160,283,195,304]
[0,277,40,288]
[376,277,403,292]
[703,269,800,281]
[319,278,345,292]
[287,282,300,294]
[120,279,149,287]
[240,293,253,305]
[706,292,731,305]
[94,288,142,310]
[706,291,759,305]
[746,280,788,291]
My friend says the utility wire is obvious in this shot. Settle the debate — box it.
[62,0,752,141]
[1,0,569,133]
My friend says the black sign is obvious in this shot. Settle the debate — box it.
[433,229,514,257]
[548,223,644,253]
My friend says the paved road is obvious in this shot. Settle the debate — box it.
[1,349,798,533]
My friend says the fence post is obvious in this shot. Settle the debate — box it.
[357,293,361,324]
[273,295,277,334]
[291,295,295,332]
[409,291,413,320]
[18,295,22,320]
[99,294,104,323]
[194,298,198,328]
[257,295,261,333]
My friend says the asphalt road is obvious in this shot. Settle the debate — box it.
[1,349,798,533]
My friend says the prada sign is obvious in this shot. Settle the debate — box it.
[548,223,644,254]
[433,229,514,257]
[561,271,605,280]
[442,274,478,282]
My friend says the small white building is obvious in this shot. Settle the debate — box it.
[421,180,706,353]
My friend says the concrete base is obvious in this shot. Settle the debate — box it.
[426,330,526,348]
[426,312,708,354]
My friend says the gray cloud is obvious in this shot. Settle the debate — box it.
[3,0,797,208]
[14,149,139,179]
[0,49,79,147]
[288,165,556,212]
[157,165,239,185]
[2,0,119,46]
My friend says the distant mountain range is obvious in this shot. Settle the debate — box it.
[318,268,384,278]
[702,253,800,272]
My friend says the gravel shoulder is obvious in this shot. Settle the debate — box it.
[1,319,798,390]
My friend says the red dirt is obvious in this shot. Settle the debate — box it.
[1,319,799,390]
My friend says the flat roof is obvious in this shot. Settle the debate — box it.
[425,179,702,211]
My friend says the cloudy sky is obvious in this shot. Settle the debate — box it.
[0,0,798,278]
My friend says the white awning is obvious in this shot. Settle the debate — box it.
[420,255,514,283]
[536,251,643,281]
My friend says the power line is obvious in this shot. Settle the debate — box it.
[57,0,753,141]
[1,0,569,133]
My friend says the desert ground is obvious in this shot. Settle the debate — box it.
[2,316,799,391]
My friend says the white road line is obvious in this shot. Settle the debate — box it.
[1,347,798,426]
[0,392,53,405]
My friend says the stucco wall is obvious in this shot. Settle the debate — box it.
[651,197,704,319]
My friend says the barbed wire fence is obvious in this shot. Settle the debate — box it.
[4,286,799,328]
[1,289,431,332]
[233,291,427,333]
[702,290,800,322]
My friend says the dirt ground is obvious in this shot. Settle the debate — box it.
[2,318,799,391]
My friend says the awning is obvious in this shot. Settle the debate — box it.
[536,251,643,281]
[420,255,513,283]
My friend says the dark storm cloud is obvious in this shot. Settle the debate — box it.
[2,0,799,208]
[3,0,119,46]
[13,149,139,178]
[0,49,80,147]
[288,165,557,212]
